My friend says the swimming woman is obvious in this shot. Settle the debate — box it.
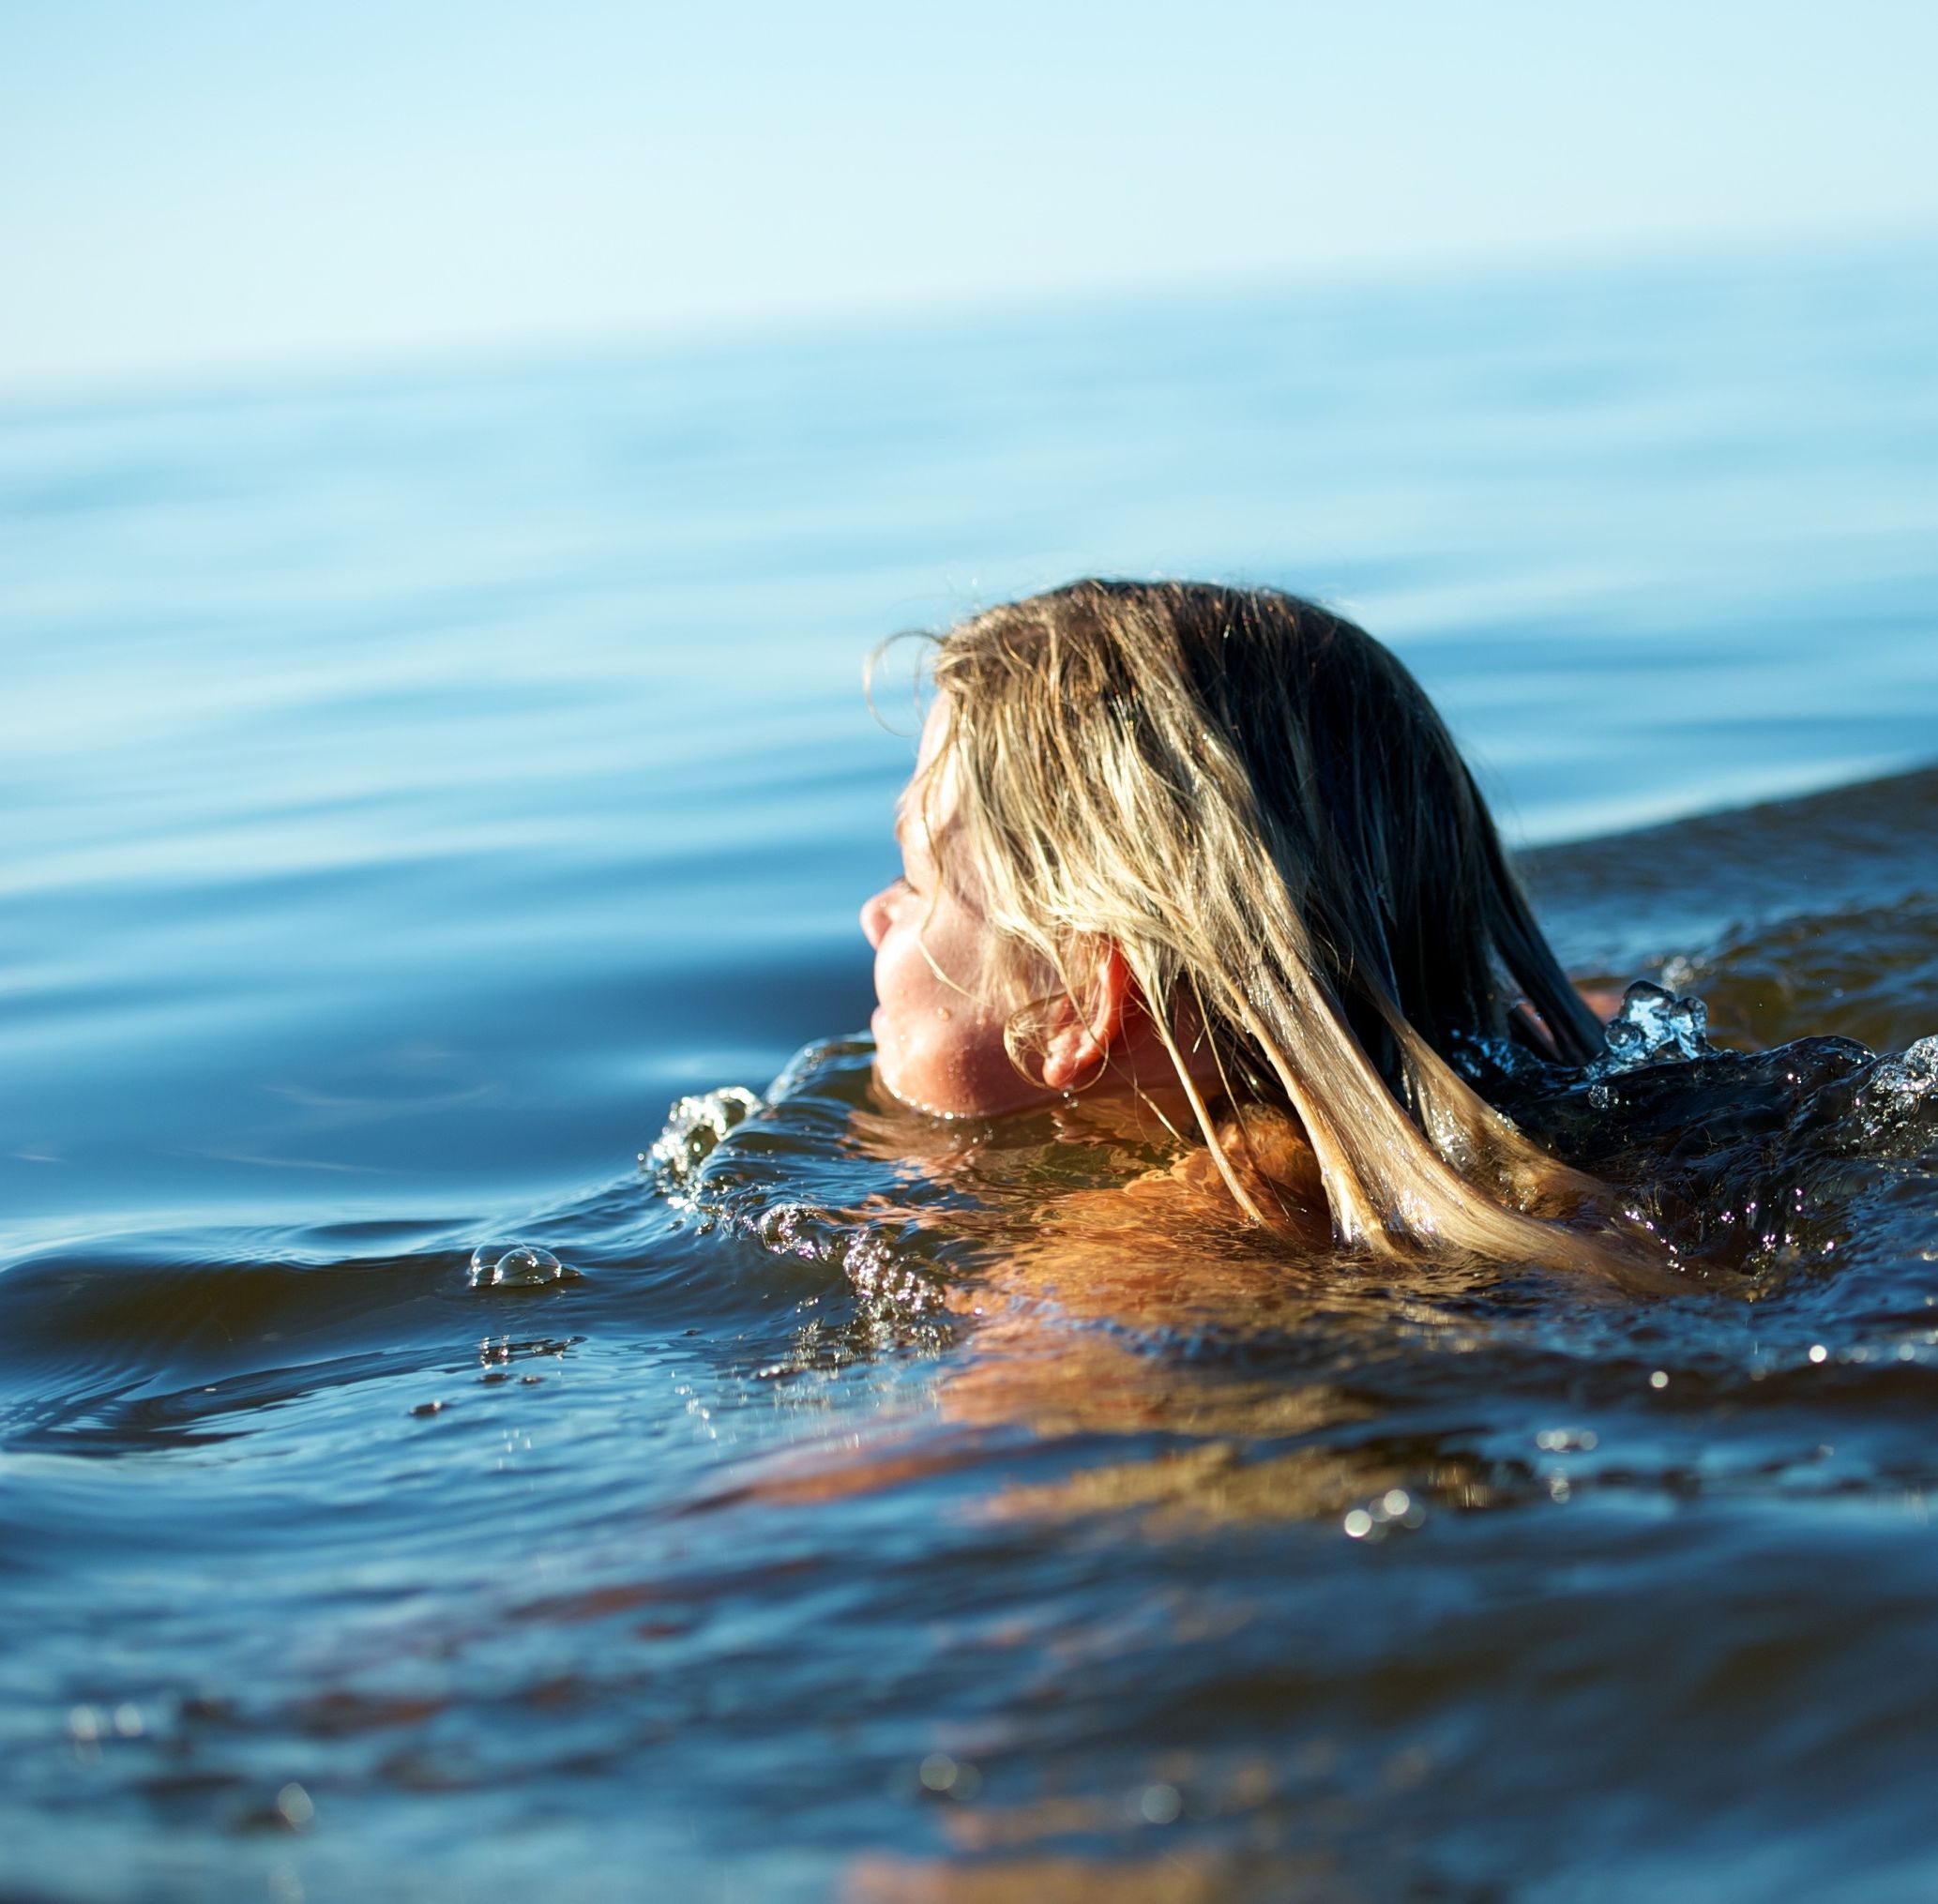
[859,579,1642,1275]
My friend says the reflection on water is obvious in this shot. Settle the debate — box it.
[4,242,1938,1898]
[6,764,1933,1900]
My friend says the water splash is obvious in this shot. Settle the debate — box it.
[1864,1035,1938,1106]
[1589,981,1718,1080]
[754,1201,941,1313]
[635,1044,959,1351]
[639,1086,764,1205]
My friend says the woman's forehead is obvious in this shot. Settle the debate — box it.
[895,779,945,862]
[899,695,960,846]
[915,691,952,774]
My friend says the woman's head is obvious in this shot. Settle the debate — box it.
[864,580,1618,1262]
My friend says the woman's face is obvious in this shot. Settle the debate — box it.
[859,699,1052,1117]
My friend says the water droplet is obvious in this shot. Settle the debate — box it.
[275,1782,314,1828]
[1139,1783,1183,1824]
[918,1754,980,1798]
[1648,1369,1669,1390]
[1808,1343,1828,1364]
[1342,1508,1374,1538]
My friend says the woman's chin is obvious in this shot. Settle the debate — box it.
[865,1022,923,1113]
[869,1041,974,1121]
[868,1013,1055,1120]
[871,1054,954,1119]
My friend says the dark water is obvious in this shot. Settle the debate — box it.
[4,241,1938,1901]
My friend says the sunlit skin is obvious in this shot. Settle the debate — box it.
[859,695,1218,1118]
[856,753,1041,1115]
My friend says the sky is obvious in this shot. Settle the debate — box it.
[6,0,1938,397]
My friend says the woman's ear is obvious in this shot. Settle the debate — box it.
[1040,944,1132,1090]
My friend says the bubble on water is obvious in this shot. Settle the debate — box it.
[467,1242,568,1289]
[1588,981,1718,1080]
[492,1246,563,1287]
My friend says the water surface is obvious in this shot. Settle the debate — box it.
[4,239,1938,1901]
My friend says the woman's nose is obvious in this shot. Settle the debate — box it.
[859,886,889,951]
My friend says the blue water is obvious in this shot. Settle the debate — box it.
[4,238,1938,1901]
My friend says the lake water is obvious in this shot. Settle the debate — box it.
[4,238,1938,1901]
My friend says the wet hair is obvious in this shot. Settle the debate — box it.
[905,578,1628,1266]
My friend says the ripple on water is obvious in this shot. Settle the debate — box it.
[5,774,1938,1902]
